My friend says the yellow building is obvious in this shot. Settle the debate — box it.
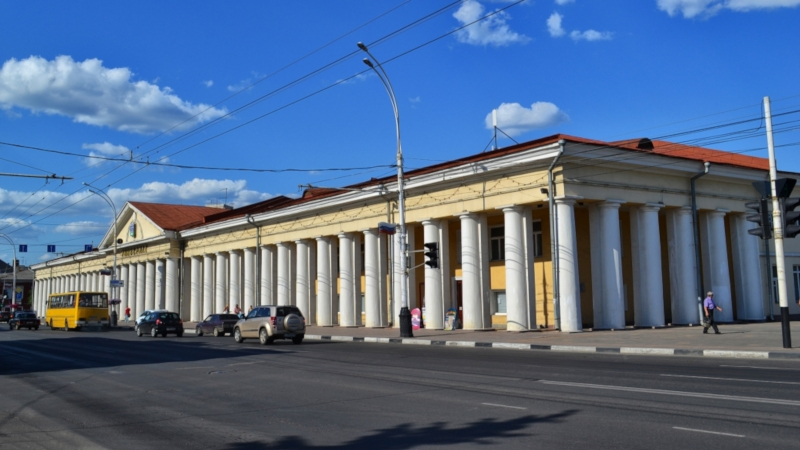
[31,134,800,331]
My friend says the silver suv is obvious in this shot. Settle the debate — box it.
[233,305,305,345]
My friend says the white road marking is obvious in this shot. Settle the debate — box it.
[673,427,745,438]
[539,380,800,406]
[0,344,79,363]
[720,365,800,371]
[174,366,215,370]
[481,403,527,410]
[661,373,800,385]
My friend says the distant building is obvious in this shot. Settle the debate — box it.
[30,134,800,331]
[1,261,34,311]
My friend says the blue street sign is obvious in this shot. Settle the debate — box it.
[47,245,56,253]
[16,292,22,300]
[84,245,93,252]
[18,245,27,252]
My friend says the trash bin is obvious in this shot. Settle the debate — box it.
[110,310,118,327]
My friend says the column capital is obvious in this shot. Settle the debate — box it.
[337,232,352,239]
[455,211,477,219]
[315,236,328,242]
[707,208,730,217]
[277,242,292,248]
[420,218,440,226]
[554,195,583,205]
[675,206,693,214]
[597,199,625,209]
[215,251,228,256]
[497,204,523,213]
[640,202,665,212]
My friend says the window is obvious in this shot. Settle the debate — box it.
[491,291,507,315]
[532,220,543,258]
[794,265,800,305]
[78,293,108,308]
[490,226,505,261]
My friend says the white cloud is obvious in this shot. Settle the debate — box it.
[555,0,575,4]
[203,80,213,87]
[547,12,565,37]
[485,102,569,136]
[54,221,105,235]
[657,0,800,18]
[547,12,612,41]
[409,96,421,104]
[0,55,227,134]
[81,142,130,166]
[570,29,613,41]
[107,178,273,208]
[453,0,531,46]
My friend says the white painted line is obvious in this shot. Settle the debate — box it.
[703,350,768,359]
[620,347,674,355]
[539,380,800,406]
[402,339,432,345]
[720,365,800,371]
[174,366,215,370]
[673,427,744,438]
[331,336,354,342]
[364,337,379,343]
[446,341,476,347]
[661,373,800,385]
[481,403,527,410]
[551,345,596,353]
[305,334,323,340]
[493,342,531,350]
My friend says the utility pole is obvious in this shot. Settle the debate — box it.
[764,96,791,348]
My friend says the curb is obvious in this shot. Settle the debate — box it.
[304,334,800,360]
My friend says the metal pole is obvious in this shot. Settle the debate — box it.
[764,96,791,348]
[690,162,710,324]
[358,42,412,337]
[0,234,17,310]
[84,184,118,322]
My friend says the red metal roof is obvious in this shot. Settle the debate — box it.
[128,202,224,231]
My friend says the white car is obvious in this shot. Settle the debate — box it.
[135,309,168,327]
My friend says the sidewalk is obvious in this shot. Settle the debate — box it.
[164,320,800,360]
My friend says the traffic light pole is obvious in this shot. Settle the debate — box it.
[764,96,791,348]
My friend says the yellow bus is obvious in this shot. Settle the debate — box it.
[46,291,109,330]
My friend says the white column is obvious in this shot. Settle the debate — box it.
[165,258,178,313]
[243,247,256,313]
[215,252,228,313]
[459,213,491,330]
[145,261,156,310]
[203,254,214,318]
[630,203,665,328]
[261,245,277,305]
[363,229,388,328]
[277,243,293,306]
[295,239,316,324]
[83,273,89,291]
[422,220,444,329]
[339,233,356,327]
[104,271,111,300]
[502,206,536,331]
[190,256,202,322]
[316,236,337,326]
[700,209,733,322]
[120,265,129,316]
[589,200,625,330]
[228,250,241,313]
[154,259,165,310]
[556,197,582,332]
[730,213,765,320]
[136,262,146,315]
[666,207,699,325]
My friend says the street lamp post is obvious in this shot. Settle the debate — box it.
[83,183,119,323]
[0,234,17,311]
[357,41,412,337]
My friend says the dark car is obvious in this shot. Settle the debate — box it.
[0,309,11,323]
[135,311,184,338]
[196,314,240,337]
[8,311,40,330]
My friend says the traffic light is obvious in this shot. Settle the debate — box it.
[423,242,439,269]
[782,197,800,239]
[745,199,772,240]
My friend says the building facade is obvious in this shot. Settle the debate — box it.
[31,134,800,331]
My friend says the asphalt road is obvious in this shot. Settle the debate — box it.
[1,326,800,449]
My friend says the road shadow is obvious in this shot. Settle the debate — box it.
[220,410,577,449]
[0,334,307,376]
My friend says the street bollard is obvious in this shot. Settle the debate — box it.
[110,310,118,327]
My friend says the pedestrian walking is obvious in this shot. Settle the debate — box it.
[234,304,241,315]
[703,291,722,335]
[124,306,131,323]
[223,305,229,314]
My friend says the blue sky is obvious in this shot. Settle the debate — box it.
[1,0,799,265]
